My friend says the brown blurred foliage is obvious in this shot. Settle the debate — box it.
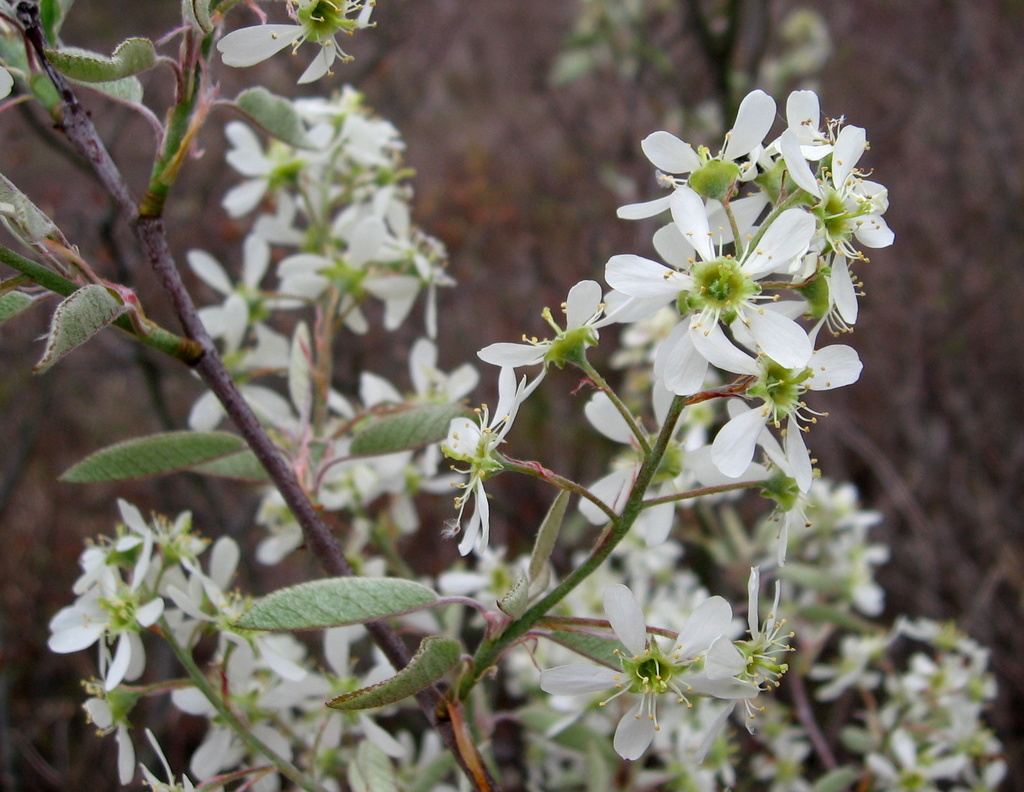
[0,0,1022,789]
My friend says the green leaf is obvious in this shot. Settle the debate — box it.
[350,403,471,457]
[45,39,156,82]
[182,0,214,34]
[40,0,76,43]
[497,572,530,620]
[0,172,59,243]
[327,636,461,711]
[811,766,861,792]
[60,431,248,483]
[794,604,878,633]
[0,291,39,325]
[347,741,397,792]
[187,450,270,482]
[518,705,620,763]
[236,577,440,631]
[233,87,314,149]
[408,752,456,792]
[35,284,128,373]
[529,490,569,582]
[74,75,143,105]
[543,626,624,669]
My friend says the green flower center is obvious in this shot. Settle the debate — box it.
[689,159,741,201]
[653,440,684,483]
[620,643,674,696]
[684,257,758,324]
[748,360,812,422]
[545,325,596,368]
[296,0,354,40]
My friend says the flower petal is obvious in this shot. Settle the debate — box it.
[712,406,767,478]
[807,345,862,390]
[188,250,233,295]
[786,90,821,144]
[779,129,822,198]
[605,254,687,299]
[641,131,702,174]
[617,194,673,220]
[603,584,648,655]
[831,125,866,189]
[218,24,303,67]
[613,702,656,760]
[742,208,815,277]
[722,90,776,162]
[675,595,732,658]
[105,633,133,690]
[540,664,621,694]
[853,214,894,248]
[655,323,710,396]
[565,279,603,329]
[785,417,813,492]
[745,309,812,368]
[669,187,714,262]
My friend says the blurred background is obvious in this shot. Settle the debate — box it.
[1,0,1021,789]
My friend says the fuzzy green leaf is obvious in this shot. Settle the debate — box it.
[188,450,271,482]
[497,572,531,620]
[45,39,156,82]
[75,75,143,105]
[529,490,569,582]
[0,172,59,243]
[812,766,861,792]
[347,741,398,792]
[182,0,214,34]
[350,403,470,457]
[327,636,461,711]
[35,284,128,373]
[234,87,314,149]
[236,578,440,631]
[60,431,247,482]
[0,291,38,325]
[40,0,76,43]
[544,626,625,670]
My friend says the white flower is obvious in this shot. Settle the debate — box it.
[477,279,608,384]
[0,67,13,100]
[540,584,738,760]
[48,502,165,690]
[692,325,861,488]
[217,0,375,84]
[189,233,271,353]
[408,337,478,404]
[139,729,197,791]
[619,89,778,219]
[441,367,534,555]
[779,123,894,256]
[866,730,968,788]
[607,188,816,395]
[83,685,138,784]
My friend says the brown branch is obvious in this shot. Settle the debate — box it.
[15,2,497,787]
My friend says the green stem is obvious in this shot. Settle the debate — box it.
[723,197,745,259]
[498,456,618,523]
[139,39,202,218]
[458,394,689,700]
[639,479,762,507]
[160,619,325,792]
[579,358,652,454]
[0,244,202,362]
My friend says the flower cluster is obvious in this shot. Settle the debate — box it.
[604,89,890,492]
[19,0,1006,778]
[540,582,759,760]
[185,89,467,563]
